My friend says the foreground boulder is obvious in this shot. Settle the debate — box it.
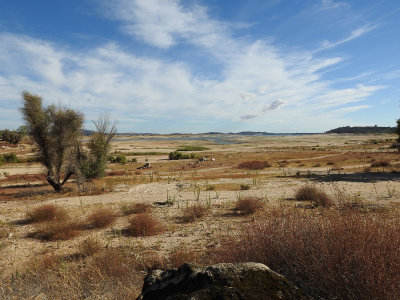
[137,262,311,300]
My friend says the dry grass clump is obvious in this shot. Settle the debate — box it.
[238,160,271,170]
[35,219,85,241]
[182,203,208,222]
[128,213,163,237]
[213,208,400,299]
[121,203,151,215]
[26,204,67,222]
[169,245,204,268]
[106,170,127,176]
[371,160,391,168]
[87,208,116,229]
[0,226,9,238]
[295,185,333,207]
[1,249,143,299]
[235,197,264,215]
[79,237,101,256]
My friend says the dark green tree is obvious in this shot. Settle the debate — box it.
[396,119,400,143]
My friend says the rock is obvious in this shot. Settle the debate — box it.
[137,262,311,300]
[137,163,152,169]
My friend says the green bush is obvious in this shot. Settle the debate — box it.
[2,153,19,163]
[108,154,127,164]
[169,151,197,160]
[177,146,209,151]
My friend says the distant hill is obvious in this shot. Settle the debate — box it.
[326,126,395,134]
[82,129,95,136]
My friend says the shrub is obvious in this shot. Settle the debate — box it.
[240,184,251,190]
[176,146,209,151]
[238,161,271,170]
[182,203,207,222]
[87,208,116,228]
[108,155,127,164]
[295,185,333,207]
[27,205,67,222]
[213,208,400,300]
[128,213,163,236]
[2,153,19,163]
[206,184,216,191]
[79,237,101,256]
[1,249,143,299]
[121,203,151,215]
[169,245,203,267]
[371,160,391,168]
[169,151,196,160]
[36,219,85,240]
[106,170,127,176]
[235,197,264,215]
[326,161,335,165]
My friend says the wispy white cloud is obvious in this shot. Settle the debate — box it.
[318,24,378,51]
[319,0,348,11]
[0,0,383,132]
[334,105,371,113]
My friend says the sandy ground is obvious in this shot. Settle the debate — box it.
[0,133,399,279]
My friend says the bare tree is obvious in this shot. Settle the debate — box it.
[21,91,84,191]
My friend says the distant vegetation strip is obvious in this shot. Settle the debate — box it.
[113,151,168,156]
[176,146,209,151]
[326,126,395,134]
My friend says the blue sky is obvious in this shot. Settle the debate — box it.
[0,0,399,133]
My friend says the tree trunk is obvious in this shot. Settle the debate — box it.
[46,171,73,192]
[46,175,62,192]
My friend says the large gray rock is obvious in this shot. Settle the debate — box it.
[137,262,311,300]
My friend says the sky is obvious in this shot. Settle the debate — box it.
[0,0,399,133]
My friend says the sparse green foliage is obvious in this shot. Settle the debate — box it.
[21,92,116,190]
[80,114,117,178]
[21,91,84,191]
[108,154,126,164]
[177,145,209,151]
[2,153,20,163]
[169,151,197,160]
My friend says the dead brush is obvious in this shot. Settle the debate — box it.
[212,207,400,300]
[371,160,390,167]
[26,204,67,222]
[235,197,264,215]
[169,244,204,267]
[35,218,85,241]
[128,213,163,237]
[87,208,116,229]
[238,160,271,170]
[121,203,151,215]
[79,237,101,256]
[295,185,333,208]
[2,249,143,299]
[181,203,208,222]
